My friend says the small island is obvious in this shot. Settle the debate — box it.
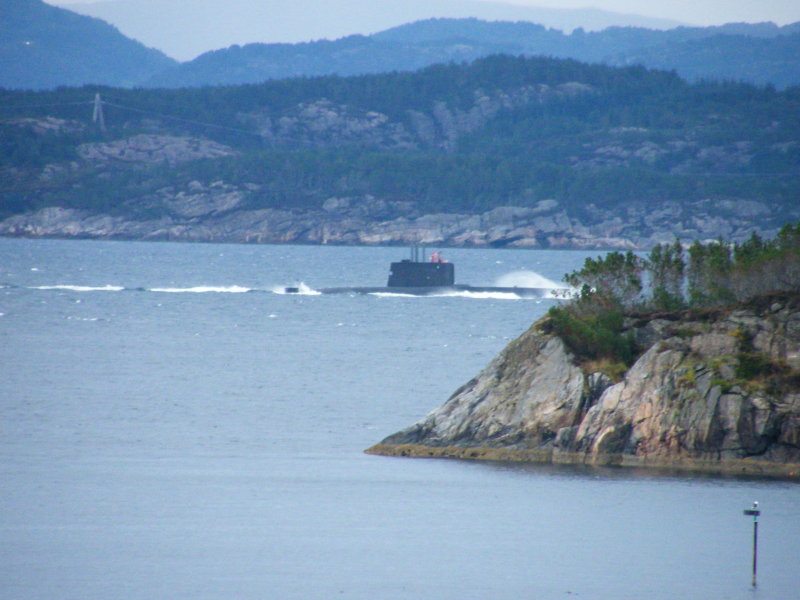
[368,225,800,477]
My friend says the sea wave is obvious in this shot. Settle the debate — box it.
[370,290,534,300]
[493,270,562,289]
[368,292,421,298]
[32,284,125,292]
[271,283,321,295]
[148,285,253,293]
[443,291,529,300]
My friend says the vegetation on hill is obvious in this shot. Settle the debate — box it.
[4,6,798,92]
[545,222,800,381]
[0,0,176,90]
[147,18,800,89]
[1,55,798,244]
[611,31,800,89]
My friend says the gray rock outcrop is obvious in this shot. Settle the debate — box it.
[238,84,591,151]
[2,193,789,249]
[77,134,237,164]
[368,293,800,477]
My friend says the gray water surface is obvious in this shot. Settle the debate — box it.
[1,239,797,600]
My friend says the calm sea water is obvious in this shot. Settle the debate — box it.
[1,238,797,600]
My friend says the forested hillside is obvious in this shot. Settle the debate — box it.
[0,0,176,90]
[147,18,800,89]
[1,55,798,248]
[5,6,798,91]
[57,0,684,62]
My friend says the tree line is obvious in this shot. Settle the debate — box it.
[545,222,800,375]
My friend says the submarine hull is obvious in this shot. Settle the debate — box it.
[281,251,563,298]
[315,285,552,298]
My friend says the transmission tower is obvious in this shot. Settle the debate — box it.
[92,93,106,132]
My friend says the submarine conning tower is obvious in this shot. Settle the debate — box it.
[387,247,454,287]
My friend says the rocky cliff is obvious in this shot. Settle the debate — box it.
[367,292,800,477]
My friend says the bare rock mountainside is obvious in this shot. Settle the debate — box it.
[368,292,800,477]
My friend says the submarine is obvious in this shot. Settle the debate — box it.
[283,248,560,298]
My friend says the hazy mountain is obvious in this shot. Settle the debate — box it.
[146,18,800,89]
[608,31,800,89]
[0,0,176,90]
[62,0,684,61]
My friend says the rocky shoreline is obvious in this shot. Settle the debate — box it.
[367,292,800,478]
[0,193,790,250]
[365,444,800,477]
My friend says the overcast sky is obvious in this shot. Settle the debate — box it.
[49,0,800,26]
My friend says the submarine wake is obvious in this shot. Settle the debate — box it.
[32,284,125,292]
[493,270,562,289]
[149,285,252,293]
[271,282,321,295]
[369,290,531,300]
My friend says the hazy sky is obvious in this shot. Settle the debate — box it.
[496,0,800,25]
[49,0,800,26]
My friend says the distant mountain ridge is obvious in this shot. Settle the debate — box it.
[146,18,800,89]
[6,4,799,91]
[61,0,685,61]
[0,0,176,90]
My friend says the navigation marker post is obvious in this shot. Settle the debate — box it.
[743,501,760,587]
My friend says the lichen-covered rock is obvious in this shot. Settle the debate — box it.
[77,134,237,164]
[368,292,800,476]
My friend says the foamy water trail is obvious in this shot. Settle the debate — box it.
[148,285,252,293]
[371,290,532,300]
[448,291,527,300]
[271,283,321,295]
[23,280,569,300]
[32,284,125,292]
[369,291,420,298]
[493,270,562,289]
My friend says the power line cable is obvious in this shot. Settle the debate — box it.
[101,99,263,137]
[0,95,263,138]
[0,100,92,112]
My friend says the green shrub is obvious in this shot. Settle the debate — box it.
[545,304,637,368]
[735,351,795,379]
